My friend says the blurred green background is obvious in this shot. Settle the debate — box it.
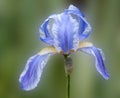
[0,0,120,98]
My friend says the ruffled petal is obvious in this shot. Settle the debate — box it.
[66,5,92,40]
[39,14,56,45]
[19,47,57,91]
[39,5,92,53]
[50,12,80,53]
[78,42,109,80]
[40,12,80,54]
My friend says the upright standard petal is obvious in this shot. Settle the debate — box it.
[40,5,93,54]
[40,12,80,54]
[50,12,80,54]
[66,5,92,40]
[19,47,57,91]
[77,42,109,80]
[40,14,57,46]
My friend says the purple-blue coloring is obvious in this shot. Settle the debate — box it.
[19,5,109,91]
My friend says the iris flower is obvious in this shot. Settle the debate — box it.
[19,5,109,91]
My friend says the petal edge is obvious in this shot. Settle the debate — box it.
[19,47,57,91]
[78,42,109,80]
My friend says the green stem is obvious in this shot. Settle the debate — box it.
[67,75,70,98]
[64,54,72,98]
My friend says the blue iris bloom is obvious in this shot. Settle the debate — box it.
[19,5,109,91]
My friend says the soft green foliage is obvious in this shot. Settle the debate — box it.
[0,0,120,98]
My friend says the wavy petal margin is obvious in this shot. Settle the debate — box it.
[78,42,110,80]
[67,5,92,40]
[19,47,57,91]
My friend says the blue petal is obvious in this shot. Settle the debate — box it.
[40,15,56,46]
[40,12,80,53]
[39,5,92,53]
[51,13,80,53]
[78,46,109,80]
[67,5,84,17]
[19,53,53,91]
[67,5,92,40]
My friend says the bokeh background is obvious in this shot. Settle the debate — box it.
[0,0,120,98]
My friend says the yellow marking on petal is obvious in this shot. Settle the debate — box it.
[59,51,64,54]
[79,42,93,48]
[38,46,57,55]
[70,49,75,53]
